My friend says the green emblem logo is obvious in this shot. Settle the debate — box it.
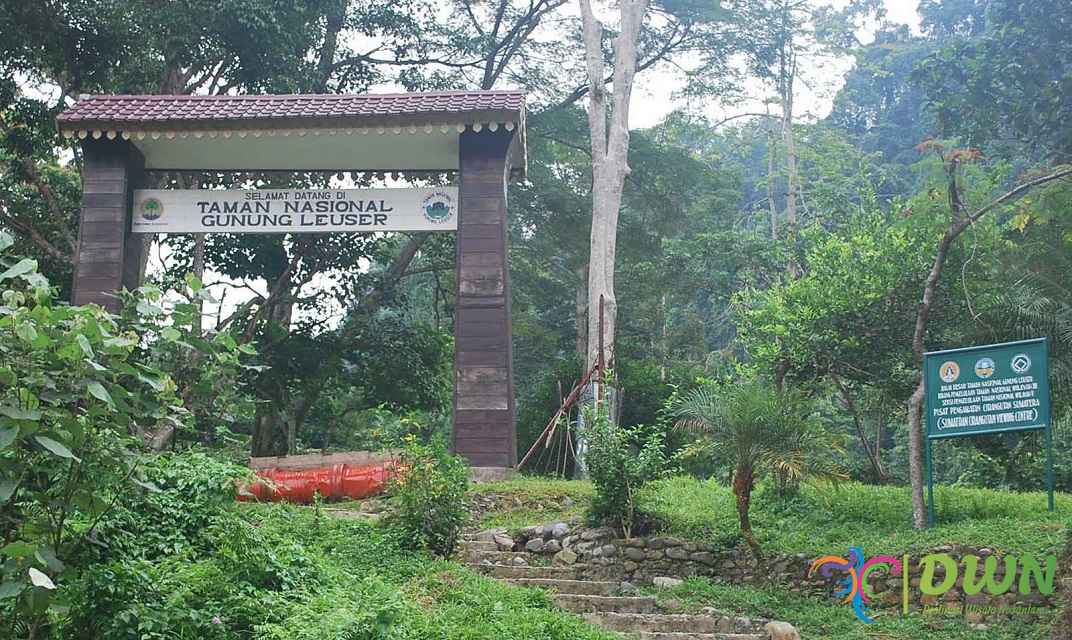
[422,192,455,224]
[140,197,164,220]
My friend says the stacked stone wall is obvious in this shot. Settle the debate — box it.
[514,522,1054,624]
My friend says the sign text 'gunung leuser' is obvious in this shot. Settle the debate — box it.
[132,187,459,234]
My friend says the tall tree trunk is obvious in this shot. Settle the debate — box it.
[834,376,885,483]
[579,0,648,375]
[876,411,884,474]
[575,270,587,359]
[907,170,968,529]
[766,119,778,240]
[659,292,668,381]
[780,54,798,227]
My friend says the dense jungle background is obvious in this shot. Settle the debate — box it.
[0,0,1071,635]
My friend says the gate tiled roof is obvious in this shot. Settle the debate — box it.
[57,91,526,131]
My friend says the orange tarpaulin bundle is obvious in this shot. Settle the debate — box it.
[239,461,401,503]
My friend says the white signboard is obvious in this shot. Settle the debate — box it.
[131,187,459,234]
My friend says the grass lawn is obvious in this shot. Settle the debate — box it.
[643,476,1071,557]
[475,475,1070,557]
[249,503,618,639]
[470,477,593,530]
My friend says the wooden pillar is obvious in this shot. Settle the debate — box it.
[71,138,146,312]
[454,128,518,470]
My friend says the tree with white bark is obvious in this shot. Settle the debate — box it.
[578,0,648,376]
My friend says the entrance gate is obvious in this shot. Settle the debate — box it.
[57,91,526,473]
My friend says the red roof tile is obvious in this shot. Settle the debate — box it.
[57,91,526,130]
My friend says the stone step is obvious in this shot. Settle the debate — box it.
[465,550,534,565]
[584,613,734,634]
[626,630,771,634]
[552,594,659,614]
[459,540,499,551]
[468,563,582,580]
[509,578,619,596]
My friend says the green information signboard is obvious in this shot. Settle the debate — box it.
[924,338,1050,438]
[923,338,1052,526]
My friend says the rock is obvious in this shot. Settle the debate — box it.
[535,523,554,538]
[765,621,801,640]
[359,499,387,514]
[619,581,635,592]
[525,538,546,553]
[661,537,684,547]
[516,526,538,542]
[512,556,528,566]
[598,544,617,558]
[544,539,562,554]
[653,577,684,588]
[493,534,514,551]
[563,496,574,507]
[665,547,689,560]
[551,522,570,539]
[581,528,608,542]
[623,561,638,572]
[471,528,503,543]
[646,550,665,561]
[647,538,665,550]
[691,551,716,566]
[625,547,647,562]
[552,548,579,566]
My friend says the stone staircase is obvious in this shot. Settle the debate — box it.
[460,532,780,640]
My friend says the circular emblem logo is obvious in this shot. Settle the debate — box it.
[974,357,995,379]
[939,361,960,383]
[422,192,455,224]
[140,197,164,220]
[1010,354,1032,374]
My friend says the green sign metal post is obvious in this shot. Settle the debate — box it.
[923,338,1052,528]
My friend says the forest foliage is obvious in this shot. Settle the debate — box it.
[0,0,1071,633]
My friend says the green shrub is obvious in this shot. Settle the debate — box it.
[0,240,187,634]
[582,406,673,537]
[81,451,254,561]
[384,438,470,558]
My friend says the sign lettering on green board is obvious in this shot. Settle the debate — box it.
[923,338,1050,439]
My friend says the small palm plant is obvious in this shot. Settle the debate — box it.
[673,379,845,557]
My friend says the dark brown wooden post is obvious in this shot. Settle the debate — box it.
[454,128,518,470]
[71,138,145,312]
